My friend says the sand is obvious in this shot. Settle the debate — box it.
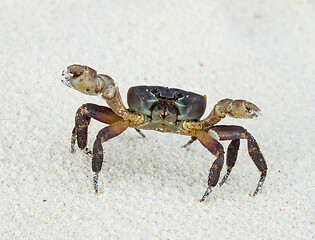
[0,0,314,239]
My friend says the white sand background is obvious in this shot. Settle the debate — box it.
[0,0,314,239]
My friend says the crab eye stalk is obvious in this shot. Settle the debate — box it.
[174,91,184,101]
[150,88,161,98]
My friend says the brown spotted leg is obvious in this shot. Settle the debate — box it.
[219,139,240,186]
[211,125,267,196]
[71,127,78,153]
[92,121,129,193]
[71,103,122,155]
[71,128,93,156]
[197,132,225,202]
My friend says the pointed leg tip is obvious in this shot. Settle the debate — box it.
[219,177,227,186]
[135,129,146,138]
[252,189,260,197]
[182,143,192,149]
[200,187,212,202]
[93,173,99,194]
[199,194,208,203]
[219,169,231,187]
[250,192,258,197]
[84,148,92,157]
[70,145,76,154]
[251,171,266,197]
[251,185,264,197]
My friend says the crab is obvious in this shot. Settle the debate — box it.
[61,64,267,201]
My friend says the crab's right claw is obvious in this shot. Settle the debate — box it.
[228,100,261,119]
[61,64,113,96]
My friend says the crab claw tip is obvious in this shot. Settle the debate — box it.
[250,109,262,119]
[61,67,74,88]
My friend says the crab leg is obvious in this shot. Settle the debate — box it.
[92,121,129,193]
[71,103,122,154]
[135,129,146,138]
[196,131,225,202]
[211,125,267,196]
[182,136,197,148]
[219,139,240,186]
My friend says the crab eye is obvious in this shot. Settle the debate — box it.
[150,88,161,98]
[174,91,184,100]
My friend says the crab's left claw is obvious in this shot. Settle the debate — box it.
[61,64,112,96]
[227,100,261,119]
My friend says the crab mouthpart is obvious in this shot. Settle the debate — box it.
[61,67,74,88]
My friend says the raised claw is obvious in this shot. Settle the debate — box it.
[61,64,115,97]
[61,64,100,95]
[61,64,144,123]
[226,99,261,119]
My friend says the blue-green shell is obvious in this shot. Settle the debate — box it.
[127,86,206,121]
